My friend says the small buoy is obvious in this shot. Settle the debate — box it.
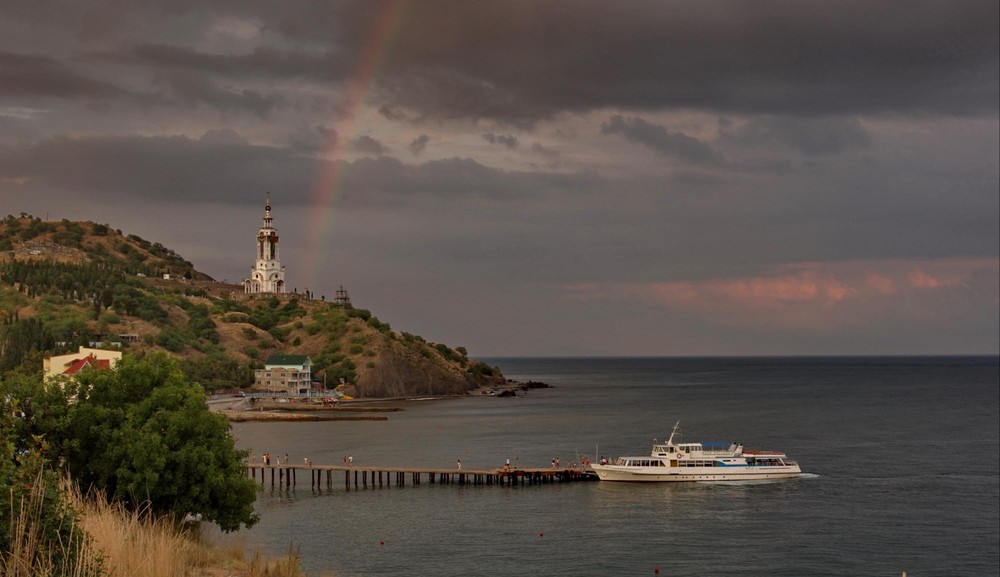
[539,532,544,538]
[379,540,384,546]
[654,568,660,575]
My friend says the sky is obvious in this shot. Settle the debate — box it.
[1,0,998,356]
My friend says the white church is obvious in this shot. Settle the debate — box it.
[243,193,286,294]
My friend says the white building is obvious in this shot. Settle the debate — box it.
[254,355,313,395]
[44,346,122,380]
[243,192,286,294]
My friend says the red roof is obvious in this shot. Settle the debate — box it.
[62,354,111,375]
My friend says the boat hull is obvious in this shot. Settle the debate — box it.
[590,465,801,482]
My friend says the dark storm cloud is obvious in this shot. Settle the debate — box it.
[0,47,286,116]
[337,156,599,204]
[482,133,519,150]
[122,44,352,82]
[0,133,315,203]
[529,142,560,164]
[4,1,995,123]
[350,135,389,155]
[600,115,724,166]
[288,125,337,153]
[0,51,126,99]
[529,142,557,158]
[408,134,429,156]
[0,132,595,206]
[377,106,409,122]
[198,128,250,146]
[359,0,999,122]
[728,116,872,156]
[152,69,283,117]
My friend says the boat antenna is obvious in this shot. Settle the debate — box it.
[666,421,681,445]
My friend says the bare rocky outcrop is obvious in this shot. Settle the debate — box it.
[350,339,503,398]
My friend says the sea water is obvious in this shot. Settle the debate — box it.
[226,357,999,576]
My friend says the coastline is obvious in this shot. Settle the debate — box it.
[210,379,552,422]
[222,410,390,422]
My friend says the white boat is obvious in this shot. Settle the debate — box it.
[590,422,801,482]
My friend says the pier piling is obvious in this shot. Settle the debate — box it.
[247,463,594,491]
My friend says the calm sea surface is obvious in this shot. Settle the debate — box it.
[224,357,999,576]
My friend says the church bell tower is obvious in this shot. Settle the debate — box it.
[243,192,286,294]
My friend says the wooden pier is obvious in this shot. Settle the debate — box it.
[247,463,595,490]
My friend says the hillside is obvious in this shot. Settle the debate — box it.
[0,215,505,396]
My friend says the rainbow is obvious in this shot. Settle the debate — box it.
[303,0,409,292]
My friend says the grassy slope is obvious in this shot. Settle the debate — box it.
[0,216,503,396]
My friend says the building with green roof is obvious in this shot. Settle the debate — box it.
[254,354,313,395]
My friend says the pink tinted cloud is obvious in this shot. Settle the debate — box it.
[709,269,853,306]
[864,272,897,295]
[565,258,999,330]
[906,268,965,289]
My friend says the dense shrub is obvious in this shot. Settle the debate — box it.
[180,352,253,390]
[434,343,455,360]
[325,358,356,385]
[155,327,187,352]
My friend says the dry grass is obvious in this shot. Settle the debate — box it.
[71,483,196,577]
[3,475,319,577]
[0,473,100,577]
[195,539,308,577]
[71,484,313,577]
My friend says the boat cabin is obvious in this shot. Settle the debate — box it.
[652,441,743,457]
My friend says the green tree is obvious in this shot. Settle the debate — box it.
[66,354,259,531]
[0,384,90,571]
[0,316,55,375]
[0,372,76,462]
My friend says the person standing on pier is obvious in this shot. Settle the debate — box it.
[457,459,462,470]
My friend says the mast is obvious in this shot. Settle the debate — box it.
[666,421,681,446]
